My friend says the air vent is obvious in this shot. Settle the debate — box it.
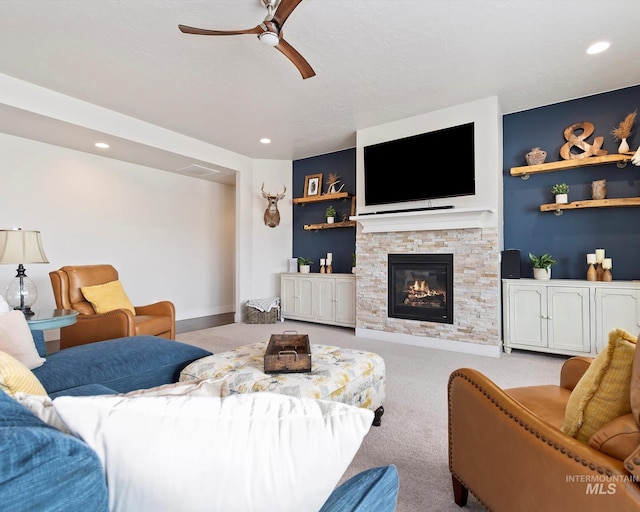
[176,164,220,177]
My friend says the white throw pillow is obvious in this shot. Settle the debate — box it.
[0,310,45,369]
[0,296,10,313]
[16,378,230,434]
[53,392,374,512]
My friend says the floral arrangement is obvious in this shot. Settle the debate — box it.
[611,110,637,141]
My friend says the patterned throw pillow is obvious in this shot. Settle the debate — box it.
[562,328,637,442]
[0,350,47,397]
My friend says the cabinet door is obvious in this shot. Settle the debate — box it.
[547,286,591,353]
[595,288,640,353]
[316,278,335,323]
[298,277,315,319]
[280,275,298,318]
[334,278,356,327]
[508,285,547,349]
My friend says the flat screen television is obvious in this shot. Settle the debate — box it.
[363,122,475,207]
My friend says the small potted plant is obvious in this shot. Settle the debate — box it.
[297,257,313,273]
[551,183,569,204]
[529,252,556,280]
[351,252,356,274]
[325,205,336,224]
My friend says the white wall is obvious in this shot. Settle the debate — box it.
[0,132,233,320]
[0,133,293,333]
[251,160,293,298]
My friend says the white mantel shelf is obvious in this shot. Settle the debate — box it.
[350,207,496,233]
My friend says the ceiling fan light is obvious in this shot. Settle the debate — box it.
[258,31,279,47]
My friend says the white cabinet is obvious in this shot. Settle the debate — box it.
[594,287,640,353]
[504,281,591,356]
[280,273,355,328]
[504,279,640,356]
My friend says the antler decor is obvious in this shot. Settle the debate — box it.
[261,183,286,228]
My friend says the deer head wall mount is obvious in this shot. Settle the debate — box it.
[261,183,286,228]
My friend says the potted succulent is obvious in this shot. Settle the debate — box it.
[297,256,313,273]
[325,205,336,224]
[529,252,556,280]
[551,183,569,204]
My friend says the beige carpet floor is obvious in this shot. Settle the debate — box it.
[177,320,568,512]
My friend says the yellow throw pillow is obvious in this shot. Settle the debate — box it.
[81,280,136,315]
[562,328,637,443]
[0,350,47,397]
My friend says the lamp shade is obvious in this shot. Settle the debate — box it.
[0,229,49,264]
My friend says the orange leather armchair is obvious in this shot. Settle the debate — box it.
[448,357,640,511]
[49,264,176,349]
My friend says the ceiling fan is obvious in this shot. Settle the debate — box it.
[178,0,315,79]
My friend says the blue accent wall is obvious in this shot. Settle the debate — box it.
[292,149,356,274]
[503,85,640,280]
[292,86,640,281]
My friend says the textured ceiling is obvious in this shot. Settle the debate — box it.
[1,0,640,176]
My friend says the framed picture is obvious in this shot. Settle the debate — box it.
[303,173,323,198]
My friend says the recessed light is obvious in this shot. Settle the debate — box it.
[260,138,271,144]
[94,142,110,149]
[587,41,610,55]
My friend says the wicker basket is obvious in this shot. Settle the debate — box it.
[246,305,279,324]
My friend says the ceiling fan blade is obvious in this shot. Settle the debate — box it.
[178,24,262,36]
[272,0,303,28]
[276,38,315,79]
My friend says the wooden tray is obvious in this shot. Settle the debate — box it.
[264,331,311,373]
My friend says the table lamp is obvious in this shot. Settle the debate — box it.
[0,229,49,316]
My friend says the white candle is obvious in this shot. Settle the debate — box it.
[327,253,332,260]
[320,258,326,266]
[603,258,612,270]
[586,253,596,264]
[595,249,605,263]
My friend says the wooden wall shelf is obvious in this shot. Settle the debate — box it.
[292,192,353,204]
[511,152,636,177]
[540,197,640,212]
[304,221,357,231]
[294,192,357,231]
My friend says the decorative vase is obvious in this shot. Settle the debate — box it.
[299,265,310,274]
[555,193,568,204]
[591,179,606,200]
[618,138,630,154]
[533,267,551,280]
[326,217,335,224]
[525,147,547,166]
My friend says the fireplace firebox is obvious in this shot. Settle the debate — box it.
[388,253,453,324]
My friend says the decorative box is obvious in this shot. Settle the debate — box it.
[264,331,311,373]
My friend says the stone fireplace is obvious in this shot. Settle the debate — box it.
[388,253,453,324]
[353,210,501,357]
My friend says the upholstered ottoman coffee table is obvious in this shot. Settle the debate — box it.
[179,341,386,425]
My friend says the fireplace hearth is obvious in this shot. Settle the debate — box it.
[388,253,453,324]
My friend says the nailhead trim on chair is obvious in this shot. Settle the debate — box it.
[447,369,616,505]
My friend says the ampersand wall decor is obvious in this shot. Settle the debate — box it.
[560,121,609,160]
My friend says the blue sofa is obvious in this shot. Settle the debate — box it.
[31,334,211,397]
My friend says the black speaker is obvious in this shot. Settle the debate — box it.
[501,249,521,279]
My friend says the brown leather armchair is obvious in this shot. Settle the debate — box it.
[49,264,176,349]
[448,357,640,511]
